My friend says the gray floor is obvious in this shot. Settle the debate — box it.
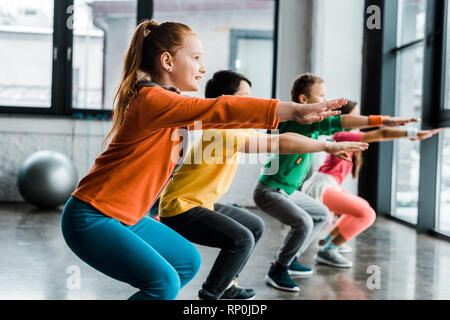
[1,202,450,300]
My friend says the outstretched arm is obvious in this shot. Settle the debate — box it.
[239,133,368,157]
[340,115,419,130]
[276,98,347,124]
[361,127,443,143]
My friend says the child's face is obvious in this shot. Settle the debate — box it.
[234,81,251,97]
[170,34,206,91]
[305,82,326,103]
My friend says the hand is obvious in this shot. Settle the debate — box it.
[410,128,443,141]
[325,141,369,161]
[294,98,347,124]
[383,116,420,127]
[331,151,352,162]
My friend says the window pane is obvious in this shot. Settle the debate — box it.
[0,0,54,108]
[392,44,425,224]
[153,0,275,98]
[437,129,450,235]
[397,0,426,47]
[234,33,273,99]
[72,0,137,110]
[443,3,450,110]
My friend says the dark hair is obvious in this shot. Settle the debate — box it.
[205,70,252,98]
[339,100,358,115]
[337,99,363,179]
[290,73,324,103]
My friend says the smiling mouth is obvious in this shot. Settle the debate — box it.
[195,76,202,80]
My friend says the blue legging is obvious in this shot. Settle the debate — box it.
[61,196,201,300]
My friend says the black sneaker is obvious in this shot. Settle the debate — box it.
[265,262,300,292]
[288,258,313,278]
[220,282,256,300]
[198,289,217,300]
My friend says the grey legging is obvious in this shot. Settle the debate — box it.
[253,181,330,266]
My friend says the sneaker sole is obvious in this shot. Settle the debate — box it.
[220,295,256,301]
[319,246,353,254]
[265,275,300,292]
[288,270,314,278]
[315,256,353,268]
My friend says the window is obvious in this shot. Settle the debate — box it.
[72,0,137,110]
[230,30,273,99]
[391,0,426,225]
[0,0,54,108]
[443,0,450,111]
[0,0,150,116]
[397,0,426,46]
[362,0,450,238]
[436,1,450,236]
[152,0,276,98]
[437,128,450,235]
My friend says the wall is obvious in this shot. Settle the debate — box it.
[0,115,108,202]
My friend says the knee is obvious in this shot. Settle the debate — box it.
[252,184,272,209]
[252,215,265,242]
[187,249,202,280]
[160,271,181,300]
[230,227,255,253]
[292,214,314,234]
[252,189,263,208]
[316,204,331,224]
[178,247,202,287]
[363,206,376,227]
[140,268,181,300]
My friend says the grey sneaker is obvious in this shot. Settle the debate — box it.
[316,249,353,268]
[318,240,352,254]
[338,243,352,254]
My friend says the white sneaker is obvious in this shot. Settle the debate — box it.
[338,243,352,254]
[316,249,353,268]
[318,240,352,254]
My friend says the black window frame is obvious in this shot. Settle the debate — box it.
[0,0,153,118]
[360,0,450,240]
[0,0,279,117]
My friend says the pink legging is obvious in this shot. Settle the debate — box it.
[322,188,376,241]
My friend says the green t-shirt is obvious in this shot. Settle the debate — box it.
[259,115,344,194]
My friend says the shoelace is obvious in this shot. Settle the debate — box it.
[231,278,244,289]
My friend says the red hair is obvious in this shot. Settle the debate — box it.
[103,20,195,149]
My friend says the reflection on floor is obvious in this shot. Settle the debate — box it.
[0,202,449,300]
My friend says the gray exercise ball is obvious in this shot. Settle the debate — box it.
[17,151,78,208]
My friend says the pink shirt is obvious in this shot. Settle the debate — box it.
[318,131,365,185]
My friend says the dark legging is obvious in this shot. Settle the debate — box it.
[61,196,201,300]
[160,203,264,299]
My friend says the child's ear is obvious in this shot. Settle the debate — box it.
[298,94,308,104]
[161,52,174,72]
